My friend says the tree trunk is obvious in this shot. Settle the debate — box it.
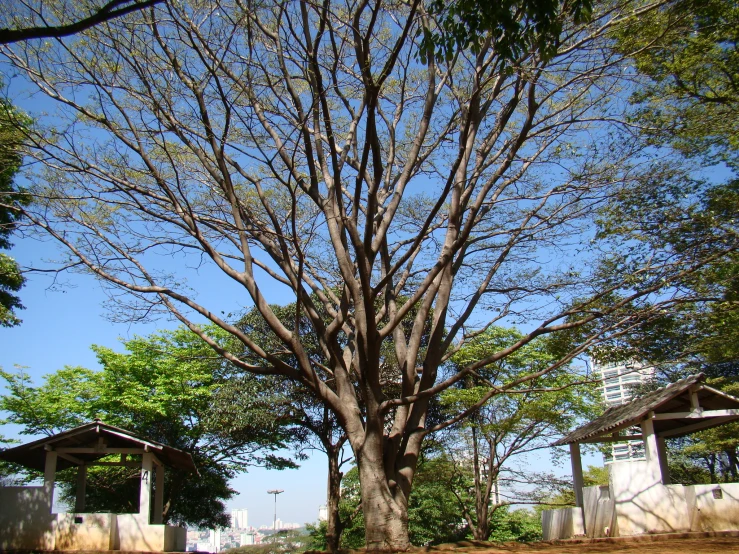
[325,449,343,552]
[356,450,410,551]
[727,449,739,481]
[470,426,489,540]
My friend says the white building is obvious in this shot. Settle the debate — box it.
[318,505,328,522]
[208,528,221,553]
[231,508,248,530]
[594,360,654,463]
[239,532,256,546]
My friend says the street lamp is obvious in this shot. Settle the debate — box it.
[267,489,284,538]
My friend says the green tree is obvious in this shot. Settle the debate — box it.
[603,0,739,377]
[5,0,729,548]
[438,327,599,540]
[0,325,297,528]
[0,92,29,327]
[487,507,542,543]
[614,0,739,168]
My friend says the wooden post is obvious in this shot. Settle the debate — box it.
[569,442,584,507]
[153,463,164,524]
[43,449,58,514]
[75,464,87,512]
[140,452,153,523]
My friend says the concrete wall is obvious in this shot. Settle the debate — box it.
[583,484,615,538]
[117,513,186,552]
[55,513,117,550]
[610,460,691,536]
[0,486,55,550]
[687,483,739,532]
[0,487,185,551]
[541,507,585,540]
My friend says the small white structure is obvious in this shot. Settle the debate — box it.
[0,420,197,551]
[543,374,739,540]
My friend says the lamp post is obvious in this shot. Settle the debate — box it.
[267,489,284,540]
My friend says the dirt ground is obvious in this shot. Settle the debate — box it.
[417,535,739,553]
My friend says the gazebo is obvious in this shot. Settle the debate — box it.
[0,419,196,551]
[542,373,739,540]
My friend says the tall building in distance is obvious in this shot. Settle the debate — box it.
[594,360,655,463]
[318,505,328,522]
[231,508,248,530]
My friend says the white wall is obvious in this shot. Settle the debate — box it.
[0,486,55,550]
[55,513,116,550]
[610,460,691,536]
[687,484,739,532]
[0,487,186,552]
[582,485,615,538]
[117,514,186,552]
[541,507,584,540]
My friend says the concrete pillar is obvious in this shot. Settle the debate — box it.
[153,463,164,524]
[569,443,584,507]
[75,464,87,512]
[140,452,153,523]
[43,450,57,513]
[641,417,666,482]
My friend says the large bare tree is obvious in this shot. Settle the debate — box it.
[1,0,733,549]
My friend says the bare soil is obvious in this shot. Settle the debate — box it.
[419,535,739,553]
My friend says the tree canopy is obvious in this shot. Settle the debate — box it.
[0,91,29,327]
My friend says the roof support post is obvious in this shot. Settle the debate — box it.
[140,452,153,523]
[569,443,584,507]
[153,463,164,524]
[75,464,87,512]
[641,416,668,484]
[43,449,57,514]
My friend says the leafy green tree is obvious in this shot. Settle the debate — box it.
[602,0,739,378]
[421,0,592,63]
[438,327,599,540]
[407,455,470,546]
[0,91,29,327]
[614,0,738,168]
[0,325,297,528]
[487,507,542,543]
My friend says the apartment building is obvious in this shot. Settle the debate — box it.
[594,360,655,463]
